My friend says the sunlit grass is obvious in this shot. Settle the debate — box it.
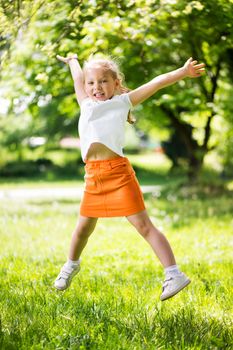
[0,179,232,349]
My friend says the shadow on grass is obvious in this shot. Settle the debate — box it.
[0,158,231,193]
[0,162,170,185]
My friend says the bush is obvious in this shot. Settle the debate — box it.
[0,156,85,179]
[0,158,54,177]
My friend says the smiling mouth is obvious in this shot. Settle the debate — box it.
[94,92,105,98]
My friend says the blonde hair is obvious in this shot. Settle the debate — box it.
[83,55,136,124]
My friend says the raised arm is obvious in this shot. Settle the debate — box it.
[56,54,87,106]
[128,57,205,107]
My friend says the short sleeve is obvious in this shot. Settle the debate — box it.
[118,93,133,108]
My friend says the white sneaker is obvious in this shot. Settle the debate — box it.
[54,262,81,291]
[160,273,191,301]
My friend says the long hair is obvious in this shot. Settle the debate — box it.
[83,55,136,124]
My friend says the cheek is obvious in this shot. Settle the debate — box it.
[84,85,91,93]
[108,84,117,92]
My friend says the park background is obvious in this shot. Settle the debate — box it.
[0,0,232,349]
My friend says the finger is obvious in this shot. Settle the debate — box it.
[186,57,193,64]
[194,68,205,77]
[191,60,198,65]
[194,63,205,69]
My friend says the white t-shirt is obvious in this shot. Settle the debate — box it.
[78,93,132,162]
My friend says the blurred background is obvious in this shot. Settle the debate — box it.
[0,0,232,184]
[1,3,233,349]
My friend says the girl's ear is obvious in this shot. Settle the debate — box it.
[115,78,120,88]
[114,79,121,94]
[116,80,130,94]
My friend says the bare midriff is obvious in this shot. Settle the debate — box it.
[86,142,120,160]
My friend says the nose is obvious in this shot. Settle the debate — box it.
[94,81,102,90]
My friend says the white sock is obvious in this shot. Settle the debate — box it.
[67,258,80,267]
[165,264,181,278]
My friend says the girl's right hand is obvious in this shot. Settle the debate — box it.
[56,54,78,64]
[183,57,205,78]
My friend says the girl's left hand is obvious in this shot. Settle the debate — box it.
[184,57,205,78]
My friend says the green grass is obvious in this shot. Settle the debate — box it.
[0,158,233,349]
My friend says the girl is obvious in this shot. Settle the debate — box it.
[54,53,205,301]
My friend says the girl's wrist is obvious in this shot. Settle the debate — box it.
[67,54,78,62]
[181,66,188,78]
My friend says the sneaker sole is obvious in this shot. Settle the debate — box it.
[54,267,80,291]
[160,278,191,301]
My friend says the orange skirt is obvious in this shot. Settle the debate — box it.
[79,157,145,217]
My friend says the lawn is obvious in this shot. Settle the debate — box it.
[0,155,232,349]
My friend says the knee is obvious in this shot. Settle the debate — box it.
[135,220,152,238]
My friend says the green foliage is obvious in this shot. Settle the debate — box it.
[0,0,233,175]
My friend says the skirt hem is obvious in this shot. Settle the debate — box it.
[79,207,146,218]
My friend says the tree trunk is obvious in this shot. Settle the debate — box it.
[160,105,206,180]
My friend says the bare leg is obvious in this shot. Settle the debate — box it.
[54,216,98,291]
[68,215,98,260]
[126,210,176,267]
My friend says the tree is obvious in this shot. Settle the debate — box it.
[0,0,233,178]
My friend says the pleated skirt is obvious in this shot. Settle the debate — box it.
[79,156,145,217]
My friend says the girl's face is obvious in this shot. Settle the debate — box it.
[84,67,119,101]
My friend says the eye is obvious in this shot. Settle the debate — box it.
[101,79,108,83]
[87,81,94,85]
